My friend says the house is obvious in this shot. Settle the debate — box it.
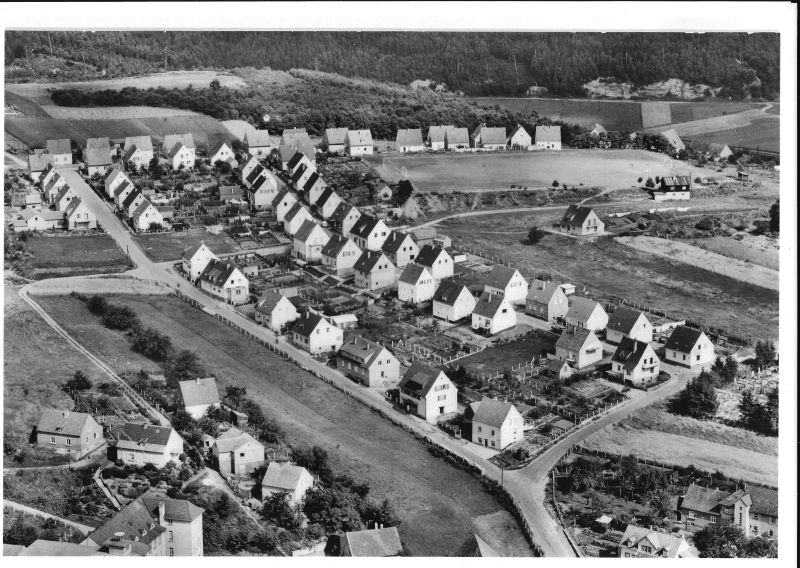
[610,337,660,385]
[471,124,507,150]
[83,490,203,556]
[197,260,250,305]
[283,203,315,236]
[618,525,692,558]
[182,241,218,282]
[382,230,419,268]
[329,314,358,330]
[279,142,316,170]
[53,184,78,211]
[17,192,42,210]
[27,153,52,183]
[395,128,425,152]
[745,485,779,539]
[398,264,436,304]
[606,307,653,344]
[337,336,400,388]
[280,128,312,147]
[178,377,221,419]
[508,124,533,150]
[113,179,136,208]
[85,148,113,177]
[535,125,562,150]
[105,167,131,199]
[555,328,604,369]
[321,234,362,277]
[218,184,244,203]
[705,143,733,161]
[321,127,348,153]
[162,133,195,155]
[315,187,342,219]
[240,156,262,186]
[43,172,68,202]
[293,220,330,262]
[114,423,184,468]
[547,358,573,380]
[291,162,315,191]
[272,188,299,222]
[247,170,280,211]
[330,202,361,236]
[661,128,685,152]
[350,215,390,251]
[131,200,164,232]
[472,293,516,335]
[560,205,604,236]
[354,250,396,291]
[167,142,195,171]
[325,527,403,557]
[526,279,569,321]
[122,144,151,170]
[454,534,499,557]
[678,484,752,535]
[124,135,154,156]
[432,282,476,322]
[243,129,273,158]
[345,129,374,156]
[211,427,266,477]
[663,325,715,369]
[397,363,458,423]
[415,244,453,280]
[16,540,107,556]
[444,126,470,151]
[427,125,452,150]
[122,189,146,218]
[35,409,104,457]
[302,171,328,205]
[655,175,692,201]
[483,265,528,305]
[254,290,300,332]
[565,296,608,332]
[15,209,65,232]
[261,462,314,506]
[590,123,607,137]
[291,313,344,355]
[86,136,112,156]
[469,398,524,450]
[64,198,97,230]
[375,183,392,201]
[208,140,236,167]
[46,138,72,165]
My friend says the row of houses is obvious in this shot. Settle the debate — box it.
[396,123,562,153]
[10,165,97,232]
[105,167,166,231]
[182,242,250,304]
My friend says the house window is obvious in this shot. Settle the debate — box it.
[169,548,174,556]
[49,436,56,444]
[490,441,495,448]
[477,426,482,432]
[169,531,174,542]
[66,439,71,446]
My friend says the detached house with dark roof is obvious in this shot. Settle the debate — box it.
[610,337,660,386]
[560,205,604,236]
[415,244,453,280]
[664,325,715,369]
[293,220,330,262]
[354,250,396,291]
[303,171,328,205]
[555,327,603,369]
[65,198,97,231]
[243,129,273,158]
[292,312,344,354]
[283,203,315,236]
[337,336,400,388]
[254,290,300,332]
[179,377,221,419]
[28,153,52,183]
[350,215,390,251]
[472,293,516,335]
[35,409,104,456]
[247,169,280,211]
[526,279,569,321]
[321,234,362,277]
[398,264,435,304]
[382,230,419,268]
[197,259,250,305]
[432,282,476,322]
[395,128,425,153]
[182,241,218,282]
[676,483,771,536]
[46,138,73,165]
[606,307,653,344]
[469,398,524,450]
[272,188,299,222]
[279,141,316,170]
[330,202,361,236]
[398,364,457,423]
[114,422,183,468]
[483,265,528,305]
[208,140,236,167]
[655,175,692,201]
[315,187,342,219]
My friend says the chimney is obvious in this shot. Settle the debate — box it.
[158,500,166,526]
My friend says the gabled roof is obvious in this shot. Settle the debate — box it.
[483,265,523,290]
[271,188,295,208]
[664,325,705,353]
[105,165,127,185]
[122,189,143,211]
[280,128,311,146]
[28,153,52,172]
[132,199,157,220]
[433,281,470,306]
[427,125,451,143]
[209,139,232,158]
[163,133,195,153]
[85,148,112,167]
[19,540,107,556]
[315,186,336,207]
[535,125,562,143]
[382,230,415,256]
[555,327,598,352]
[323,127,348,146]
[279,142,316,163]
[471,398,517,428]
[343,527,403,557]
[292,313,329,338]
[293,220,327,243]
[288,153,307,173]
[86,137,111,152]
[619,525,685,558]
[124,135,153,152]
[321,234,356,258]
[680,484,731,514]
[36,408,94,436]
[747,485,778,517]
[46,138,71,155]
[139,490,204,522]
[509,124,531,141]
[398,263,430,285]
[527,280,565,304]
[661,128,685,149]
[179,377,220,407]
[182,240,214,260]
[612,337,654,372]
[329,202,359,226]
[350,215,383,239]
[303,171,325,193]
[55,184,76,204]
[591,123,607,135]
[445,126,470,145]
[113,179,133,200]
[84,498,165,551]
[122,144,142,161]
[395,128,424,147]
[560,204,597,227]
[166,141,193,160]
[415,244,448,268]
[245,129,273,148]
[398,362,447,396]
[284,202,311,223]
[566,296,604,323]
[261,461,311,491]
[255,290,289,314]
[472,293,508,318]
[115,422,176,451]
[354,250,391,274]
[475,125,507,145]
[64,197,87,219]
[607,307,649,335]
[245,163,266,185]
[199,259,243,287]
[661,175,692,188]
[213,426,263,454]
[338,336,390,368]
[454,534,499,557]
[346,129,373,147]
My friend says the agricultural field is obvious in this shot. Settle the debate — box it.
[368,150,721,192]
[684,235,779,271]
[134,227,239,263]
[683,119,780,154]
[440,210,779,341]
[11,234,133,280]
[36,293,533,557]
[39,105,201,120]
[458,331,558,376]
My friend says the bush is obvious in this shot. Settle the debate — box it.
[87,294,108,315]
[102,304,139,330]
[64,370,92,392]
[527,226,546,245]
[645,177,655,188]
[131,327,174,361]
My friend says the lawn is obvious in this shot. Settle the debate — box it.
[36,294,533,557]
[685,235,779,271]
[135,227,238,263]
[367,150,721,192]
[443,213,779,341]
[458,331,558,375]
[18,234,133,279]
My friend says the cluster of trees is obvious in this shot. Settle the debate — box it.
[668,370,720,420]
[738,387,778,436]
[693,525,777,558]
[7,31,780,98]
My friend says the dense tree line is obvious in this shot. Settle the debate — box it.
[6,31,779,98]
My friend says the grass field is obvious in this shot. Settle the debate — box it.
[135,228,239,263]
[18,234,133,279]
[683,119,780,154]
[685,235,779,271]
[368,150,720,192]
[616,236,779,291]
[442,212,779,340]
[36,294,533,557]
[458,331,558,375]
[40,105,201,120]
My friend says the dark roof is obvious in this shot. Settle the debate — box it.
[271,188,293,208]
[139,490,203,522]
[382,231,415,256]
[354,250,391,274]
[747,485,778,517]
[279,141,315,162]
[560,205,597,227]
[395,128,424,147]
[509,124,532,142]
[116,422,174,448]
[199,259,241,287]
[681,484,731,514]
[611,337,654,371]
[350,215,382,239]
[661,175,692,188]
[315,186,335,207]
[398,363,446,396]
[432,281,470,305]
[472,293,508,318]
[483,265,522,289]
[292,313,327,338]
[338,336,389,368]
[303,171,324,193]
[471,398,517,428]
[284,202,310,222]
[321,234,356,257]
[566,296,604,323]
[290,162,308,183]
[555,327,598,352]
[245,163,266,184]
[209,139,232,157]
[398,263,429,285]
[607,307,648,335]
[329,202,358,226]
[664,325,705,353]
[415,244,447,268]
[122,189,143,210]
[85,498,165,551]
[294,220,326,243]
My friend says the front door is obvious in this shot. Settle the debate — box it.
[439,406,445,414]
[484,439,488,447]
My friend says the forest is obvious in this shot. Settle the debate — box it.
[6,31,780,99]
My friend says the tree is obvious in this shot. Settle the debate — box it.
[765,386,778,435]
[669,371,718,420]
[224,385,247,407]
[87,294,108,315]
[754,340,776,369]
[768,201,779,233]
[552,179,559,188]
[527,226,546,245]
[171,410,195,433]
[101,304,139,330]
[64,370,92,392]
[742,536,778,558]
[645,177,655,188]
[647,488,673,520]
[164,350,206,386]
[210,79,221,90]
[693,525,747,558]
[262,492,301,531]
[3,514,39,546]
[131,327,173,361]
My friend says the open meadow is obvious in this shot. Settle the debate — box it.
[685,235,779,271]
[458,331,558,376]
[35,293,533,557]
[135,228,239,263]
[368,150,721,192]
[14,234,133,279]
